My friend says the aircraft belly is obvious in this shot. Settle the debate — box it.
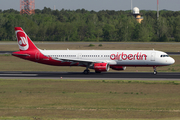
[116,60,146,66]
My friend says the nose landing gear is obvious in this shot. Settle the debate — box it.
[153,66,157,75]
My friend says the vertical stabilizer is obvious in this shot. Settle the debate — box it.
[15,27,38,51]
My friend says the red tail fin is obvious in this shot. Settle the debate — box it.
[15,27,38,51]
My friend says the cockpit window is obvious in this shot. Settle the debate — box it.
[160,55,169,57]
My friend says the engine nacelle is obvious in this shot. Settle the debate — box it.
[94,63,110,72]
[111,66,126,71]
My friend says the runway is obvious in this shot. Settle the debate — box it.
[0,71,180,80]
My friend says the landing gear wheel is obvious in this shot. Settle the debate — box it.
[83,63,91,74]
[95,71,101,74]
[153,71,157,75]
[84,70,90,74]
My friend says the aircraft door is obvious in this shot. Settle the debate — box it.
[151,52,156,61]
[78,53,82,59]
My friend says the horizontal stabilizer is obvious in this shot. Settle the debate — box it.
[12,53,30,56]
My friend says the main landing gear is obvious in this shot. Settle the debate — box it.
[83,63,90,74]
[84,69,90,74]
[153,66,157,75]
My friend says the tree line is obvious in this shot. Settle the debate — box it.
[0,7,180,42]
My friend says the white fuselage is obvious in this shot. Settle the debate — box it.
[40,50,175,67]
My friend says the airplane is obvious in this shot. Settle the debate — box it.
[12,27,175,75]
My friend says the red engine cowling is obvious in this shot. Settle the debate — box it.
[94,63,110,72]
[110,66,126,71]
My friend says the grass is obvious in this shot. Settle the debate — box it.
[89,44,95,47]
[99,44,103,47]
[0,79,180,119]
[1,118,180,120]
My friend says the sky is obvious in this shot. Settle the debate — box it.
[0,0,180,11]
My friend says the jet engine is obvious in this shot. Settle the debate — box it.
[94,63,110,72]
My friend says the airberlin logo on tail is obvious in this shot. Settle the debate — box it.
[16,30,29,51]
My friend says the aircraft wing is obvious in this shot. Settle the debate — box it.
[52,57,104,64]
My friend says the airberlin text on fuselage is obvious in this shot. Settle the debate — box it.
[110,52,147,61]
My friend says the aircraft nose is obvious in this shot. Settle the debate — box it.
[170,57,175,64]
